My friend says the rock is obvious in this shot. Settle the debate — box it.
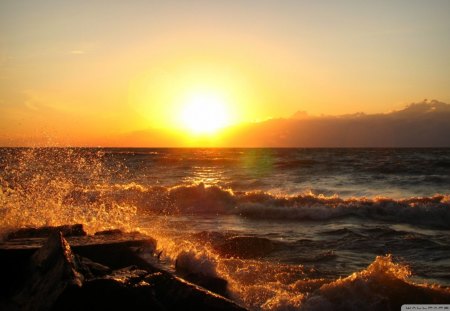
[192,231,227,244]
[13,232,83,311]
[71,237,157,272]
[94,229,124,236]
[0,229,157,298]
[182,273,229,299]
[54,266,246,311]
[214,236,275,259]
[192,232,276,259]
[0,226,249,311]
[6,224,87,240]
[53,267,164,311]
[0,248,35,300]
[146,272,245,311]
[76,256,111,278]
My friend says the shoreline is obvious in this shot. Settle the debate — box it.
[1,224,449,310]
[0,225,246,311]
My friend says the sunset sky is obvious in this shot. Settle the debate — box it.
[1,0,449,146]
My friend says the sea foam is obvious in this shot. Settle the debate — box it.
[301,255,450,311]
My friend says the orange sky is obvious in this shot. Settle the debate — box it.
[1,1,449,146]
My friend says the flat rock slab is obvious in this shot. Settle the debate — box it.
[1,230,156,250]
[1,231,158,273]
[0,229,158,301]
[6,224,87,240]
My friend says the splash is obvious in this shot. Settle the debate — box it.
[139,219,311,311]
[137,212,450,311]
[0,148,138,237]
[301,255,450,311]
[73,182,450,228]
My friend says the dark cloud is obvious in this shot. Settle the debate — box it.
[221,100,450,147]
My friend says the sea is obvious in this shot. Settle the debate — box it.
[1,147,449,310]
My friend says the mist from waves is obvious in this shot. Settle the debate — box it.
[0,148,138,236]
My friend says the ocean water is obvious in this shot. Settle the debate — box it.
[1,147,449,310]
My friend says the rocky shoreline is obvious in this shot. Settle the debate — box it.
[0,225,247,311]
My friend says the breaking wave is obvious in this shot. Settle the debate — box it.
[142,226,450,311]
[300,255,450,311]
[51,182,450,229]
[1,148,449,234]
[0,148,138,237]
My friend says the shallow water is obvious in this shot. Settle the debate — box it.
[1,147,449,310]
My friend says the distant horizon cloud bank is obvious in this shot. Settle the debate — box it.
[107,99,450,148]
[290,99,450,120]
[1,100,450,148]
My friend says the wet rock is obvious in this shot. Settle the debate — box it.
[146,272,245,311]
[215,236,275,258]
[192,231,227,244]
[0,248,35,299]
[53,267,164,311]
[76,256,111,278]
[94,229,124,236]
[7,224,87,240]
[54,266,246,311]
[1,227,248,311]
[72,238,157,272]
[13,232,83,311]
[182,273,229,299]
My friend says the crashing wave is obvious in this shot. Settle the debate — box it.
[300,255,450,311]
[57,183,449,228]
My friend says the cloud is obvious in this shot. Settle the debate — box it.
[106,100,450,147]
[5,99,449,147]
[219,100,450,147]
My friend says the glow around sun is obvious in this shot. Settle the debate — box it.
[179,91,231,134]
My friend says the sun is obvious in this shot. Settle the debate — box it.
[180,91,231,134]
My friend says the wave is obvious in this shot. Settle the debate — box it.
[217,253,450,310]
[149,228,450,311]
[300,255,450,311]
[2,179,449,235]
[1,147,449,238]
[69,183,449,228]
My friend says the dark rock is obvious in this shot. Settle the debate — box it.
[94,229,123,236]
[0,248,36,299]
[53,267,164,311]
[192,231,227,244]
[7,224,87,240]
[54,266,246,311]
[182,273,230,299]
[76,256,111,278]
[72,238,157,272]
[214,236,275,258]
[0,231,158,300]
[13,232,83,310]
[146,272,246,311]
[0,227,248,311]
